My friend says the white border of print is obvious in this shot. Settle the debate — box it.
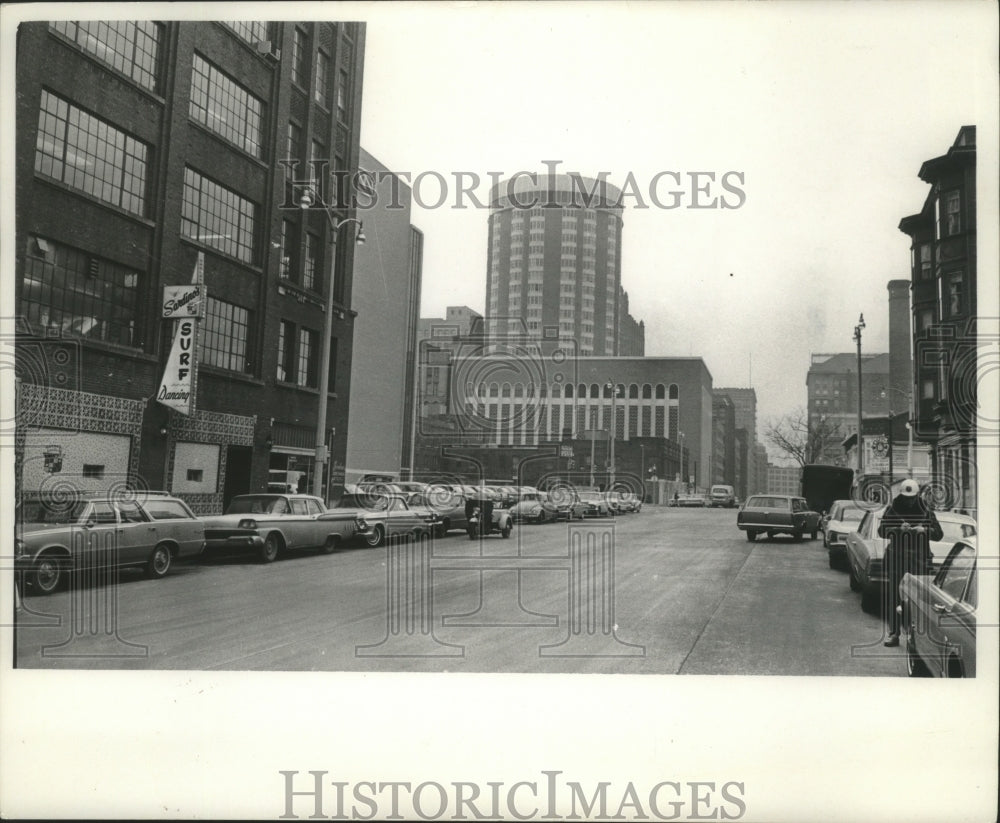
[1,2,997,821]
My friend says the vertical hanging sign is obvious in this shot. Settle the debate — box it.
[157,253,204,415]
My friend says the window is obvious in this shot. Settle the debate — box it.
[919,244,932,280]
[145,500,194,520]
[297,327,318,388]
[280,219,298,279]
[23,234,140,346]
[200,296,251,373]
[35,90,148,214]
[181,167,257,264]
[314,50,329,105]
[327,336,338,391]
[311,139,326,164]
[82,464,105,479]
[946,271,964,317]
[290,498,309,515]
[190,54,264,157]
[937,544,975,601]
[917,308,935,333]
[292,28,308,87]
[277,320,295,382]
[922,379,935,400]
[337,69,349,118]
[186,469,204,482]
[286,121,301,162]
[303,232,320,290]
[942,190,961,236]
[222,21,268,44]
[117,501,146,523]
[50,21,161,91]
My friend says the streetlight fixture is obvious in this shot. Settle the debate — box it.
[605,381,622,488]
[678,430,686,494]
[299,183,365,500]
[853,313,866,477]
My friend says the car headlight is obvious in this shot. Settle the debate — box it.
[237,518,258,530]
[14,538,25,557]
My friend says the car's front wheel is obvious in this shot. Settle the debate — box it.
[145,543,172,579]
[364,524,386,548]
[259,533,281,563]
[31,554,64,595]
[810,529,818,540]
[848,562,862,592]
[860,586,879,614]
[745,530,756,542]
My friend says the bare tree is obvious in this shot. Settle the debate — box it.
[764,409,845,467]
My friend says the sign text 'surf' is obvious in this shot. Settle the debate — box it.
[156,253,204,415]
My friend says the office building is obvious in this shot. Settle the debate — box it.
[345,149,423,484]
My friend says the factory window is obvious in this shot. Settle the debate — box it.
[23,234,140,347]
[190,54,264,157]
[200,296,252,373]
[181,167,257,264]
[297,327,318,388]
[292,28,309,87]
[314,50,330,106]
[277,320,295,382]
[50,20,161,92]
[35,90,148,215]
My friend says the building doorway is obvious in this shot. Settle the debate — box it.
[223,446,252,510]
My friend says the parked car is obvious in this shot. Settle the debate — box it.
[15,491,205,594]
[615,491,643,513]
[405,486,468,535]
[737,495,821,542]
[709,485,737,508]
[335,493,439,547]
[673,494,707,508]
[844,508,976,613]
[577,491,611,517]
[509,490,560,524]
[202,493,363,563]
[543,487,588,520]
[899,539,977,678]
[823,499,868,568]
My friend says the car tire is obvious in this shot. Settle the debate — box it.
[31,554,64,595]
[320,535,339,554]
[905,626,931,677]
[364,524,386,548]
[860,587,879,614]
[501,523,512,538]
[810,530,818,541]
[767,531,775,540]
[145,543,172,579]
[828,553,838,570]
[745,530,756,542]
[793,530,803,542]
[259,533,281,563]
[848,563,862,592]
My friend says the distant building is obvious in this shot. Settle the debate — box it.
[711,393,736,485]
[715,388,762,494]
[806,352,891,463]
[345,149,423,485]
[484,174,643,355]
[734,428,748,500]
[753,442,769,498]
[414,351,715,490]
[898,125,977,511]
[767,464,801,496]
[415,306,483,417]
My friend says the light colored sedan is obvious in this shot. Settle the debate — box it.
[899,539,977,678]
[823,499,868,568]
[845,508,977,614]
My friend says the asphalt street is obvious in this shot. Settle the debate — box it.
[14,507,905,675]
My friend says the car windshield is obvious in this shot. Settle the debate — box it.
[226,496,288,514]
[579,493,601,501]
[20,499,90,524]
[838,507,866,522]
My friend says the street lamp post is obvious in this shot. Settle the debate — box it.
[299,186,365,500]
[678,431,685,494]
[853,314,866,477]
[605,381,621,489]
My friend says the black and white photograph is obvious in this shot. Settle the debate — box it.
[1,1,997,820]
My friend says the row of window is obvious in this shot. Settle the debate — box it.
[466,382,680,400]
[21,233,344,385]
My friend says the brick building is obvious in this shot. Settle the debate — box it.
[14,20,366,511]
[898,125,977,511]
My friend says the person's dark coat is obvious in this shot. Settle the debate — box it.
[878,494,943,584]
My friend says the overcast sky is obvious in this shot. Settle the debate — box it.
[357,1,997,449]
